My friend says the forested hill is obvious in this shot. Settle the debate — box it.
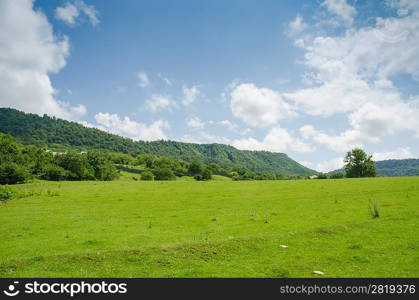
[374,159,419,177]
[330,159,419,177]
[0,108,315,175]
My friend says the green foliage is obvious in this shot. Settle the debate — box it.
[87,151,119,181]
[0,134,19,164]
[56,151,94,180]
[201,168,212,181]
[188,161,204,175]
[107,152,135,165]
[152,168,176,181]
[0,132,121,183]
[194,168,212,181]
[0,108,315,175]
[41,164,68,181]
[0,185,14,202]
[317,173,328,179]
[344,149,377,178]
[375,159,419,177]
[0,162,29,184]
[329,172,345,179]
[140,171,154,181]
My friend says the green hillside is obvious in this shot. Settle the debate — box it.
[330,159,419,177]
[375,159,419,177]
[0,108,315,175]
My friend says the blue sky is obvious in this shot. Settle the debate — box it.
[1,0,419,171]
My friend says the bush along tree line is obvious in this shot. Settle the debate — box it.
[0,133,290,184]
[0,133,118,184]
[114,153,313,182]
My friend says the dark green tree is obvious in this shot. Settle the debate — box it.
[152,168,176,181]
[0,162,29,184]
[188,161,203,175]
[344,148,377,178]
[55,151,94,180]
[140,171,154,181]
[41,164,68,181]
[0,133,19,164]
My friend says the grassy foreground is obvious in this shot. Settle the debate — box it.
[0,177,418,277]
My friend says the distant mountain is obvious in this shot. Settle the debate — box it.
[0,108,316,175]
[330,159,419,177]
[374,159,419,177]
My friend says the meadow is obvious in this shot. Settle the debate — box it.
[0,175,418,277]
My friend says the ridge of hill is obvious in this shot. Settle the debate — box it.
[0,108,316,175]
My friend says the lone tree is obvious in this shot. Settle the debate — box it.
[344,148,377,178]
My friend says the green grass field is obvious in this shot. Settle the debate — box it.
[1,176,418,277]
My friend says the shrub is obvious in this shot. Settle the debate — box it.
[188,161,203,175]
[140,171,154,181]
[195,168,212,181]
[56,151,94,180]
[41,164,68,181]
[194,174,203,181]
[317,173,328,179]
[0,162,29,184]
[152,168,176,181]
[0,185,14,202]
[330,172,345,179]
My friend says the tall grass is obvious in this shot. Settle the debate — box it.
[369,200,380,218]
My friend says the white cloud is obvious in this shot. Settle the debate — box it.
[288,14,308,36]
[232,126,314,153]
[218,120,237,130]
[158,73,172,86]
[55,0,99,27]
[182,85,200,106]
[300,125,364,153]
[321,0,356,25]
[137,71,149,88]
[300,157,345,173]
[285,2,419,152]
[0,0,86,120]
[94,112,169,141]
[55,3,79,26]
[186,116,205,129]
[230,83,295,128]
[145,94,173,112]
[372,147,414,161]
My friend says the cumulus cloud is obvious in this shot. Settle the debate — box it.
[321,0,356,25]
[137,71,149,88]
[157,73,172,86]
[182,85,200,106]
[186,116,205,129]
[145,94,173,112]
[232,126,314,153]
[372,147,414,161]
[55,0,99,27]
[218,120,237,130]
[300,157,345,173]
[288,14,308,36]
[300,125,364,153]
[284,1,419,152]
[94,112,169,141]
[0,0,86,120]
[230,83,295,128]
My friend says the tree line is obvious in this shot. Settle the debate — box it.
[1,133,304,184]
[0,108,314,175]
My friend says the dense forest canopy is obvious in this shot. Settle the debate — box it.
[329,159,419,177]
[0,108,315,175]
